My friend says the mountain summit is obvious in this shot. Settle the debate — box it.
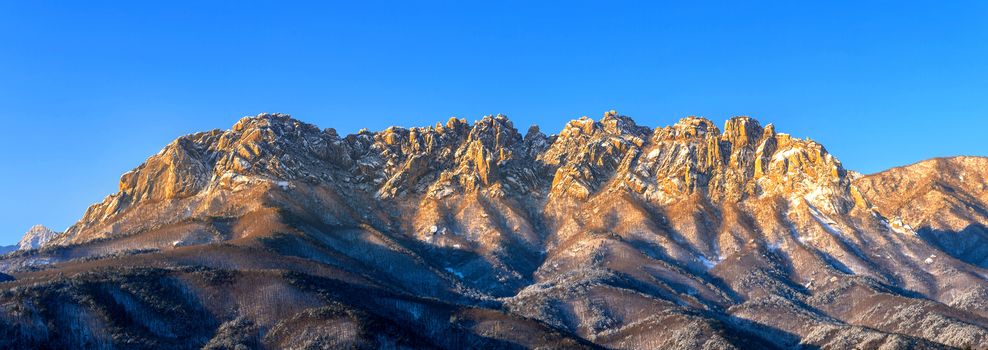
[1,112,986,349]
[17,224,59,250]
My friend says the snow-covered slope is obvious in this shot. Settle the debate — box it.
[16,224,60,250]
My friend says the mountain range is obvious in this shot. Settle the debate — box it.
[1,112,986,349]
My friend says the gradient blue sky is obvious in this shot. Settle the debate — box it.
[1,1,986,244]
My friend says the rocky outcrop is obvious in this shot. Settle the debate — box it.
[57,112,855,246]
[4,112,987,349]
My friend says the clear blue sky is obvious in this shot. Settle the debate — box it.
[1,1,986,244]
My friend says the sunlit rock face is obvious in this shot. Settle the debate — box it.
[2,112,987,349]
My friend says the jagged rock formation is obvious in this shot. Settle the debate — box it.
[17,224,60,251]
[0,112,986,349]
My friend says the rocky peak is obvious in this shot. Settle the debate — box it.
[463,114,523,159]
[722,116,764,147]
[63,113,342,243]
[118,130,220,203]
[446,115,523,190]
[218,113,328,171]
[658,116,720,140]
[523,124,550,158]
[600,110,649,136]
[441,117,469,133]
[560,116,598,138]
[232,112,296,132]
[626,115,855,212]
[546,112,647,160]
[18,224,59,251]
[13,111,988,350]
[61,112,863,245]
[543,112,649,202]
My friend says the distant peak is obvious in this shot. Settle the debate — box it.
[28,224,52,232]
[19,224,60,251]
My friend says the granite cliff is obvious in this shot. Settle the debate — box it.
[1,112,986,349]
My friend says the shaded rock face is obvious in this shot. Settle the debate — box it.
[2,112,987,349]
